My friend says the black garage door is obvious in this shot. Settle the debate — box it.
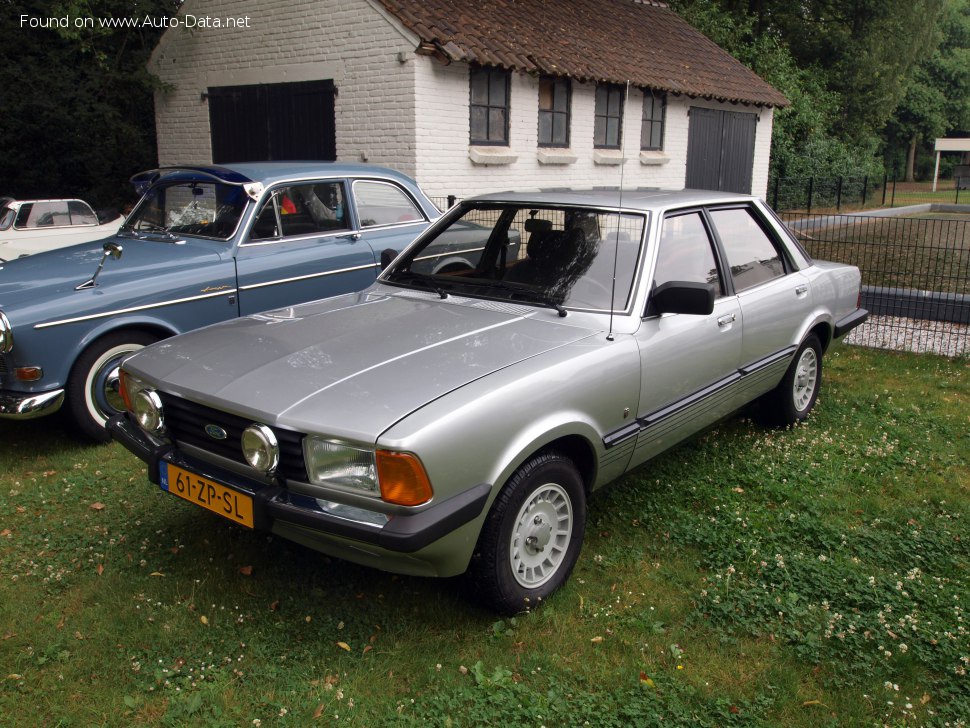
[207,80,336,164]
[685,107,757,194]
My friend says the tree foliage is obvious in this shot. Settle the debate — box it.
[670,0,953,180]
[0,0,178,208]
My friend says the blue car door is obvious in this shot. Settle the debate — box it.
[234,180,381,316]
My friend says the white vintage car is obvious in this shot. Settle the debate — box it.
[0,197,123,261]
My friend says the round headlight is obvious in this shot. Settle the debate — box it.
[0,311,12,354]
[242,424,279,475]
[132,389,164,434]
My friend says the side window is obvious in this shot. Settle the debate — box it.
[252,182,348,241]
[68,200,98,225]
[18,201,71,228]
[353,181,424,228]
[709,208,787,292]
[654,212,723,295]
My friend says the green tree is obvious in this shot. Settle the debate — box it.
[0,0,177,208]
[885,0,970,180]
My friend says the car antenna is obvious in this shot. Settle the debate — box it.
[606,81,631,342]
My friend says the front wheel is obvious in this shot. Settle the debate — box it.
[66,331,158,442]
[468,452,586,614]
[762,334,822,426]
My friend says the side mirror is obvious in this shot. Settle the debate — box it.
[104,241,123,260]
[380,248,398,271]
[651,281,715,316]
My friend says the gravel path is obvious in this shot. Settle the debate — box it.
[845,315,969,357]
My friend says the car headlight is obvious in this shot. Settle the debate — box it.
[0,311,12,354]
[242,424,279,475]
[304,437,378,493]
[304,437,434,506]
[132,389,165,435]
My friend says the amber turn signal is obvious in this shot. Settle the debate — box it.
[119,370,133,412]
[376,451,433,506]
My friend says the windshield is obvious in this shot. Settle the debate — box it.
[385,203,646,312]
[124,181,248,241]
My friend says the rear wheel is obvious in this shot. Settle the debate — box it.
[762,334,822,426]
[468,452,586,614]
[66,331,158,442]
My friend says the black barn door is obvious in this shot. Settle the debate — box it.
[208,80,336,164]
[685,107,757,194]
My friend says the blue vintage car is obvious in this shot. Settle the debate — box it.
[0,162,440,440]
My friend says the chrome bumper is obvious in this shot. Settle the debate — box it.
[0,388,65,419]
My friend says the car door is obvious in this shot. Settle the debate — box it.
[706,205,810,400]
[349,179,434,266]
[234,180,381,315]
[630,210,743,467]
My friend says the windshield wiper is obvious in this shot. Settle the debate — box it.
[450,279,567,317]
[388,270,449,299]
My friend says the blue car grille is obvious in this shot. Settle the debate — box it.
[157,392,308,483]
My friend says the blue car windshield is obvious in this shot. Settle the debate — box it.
[124,182,247,241]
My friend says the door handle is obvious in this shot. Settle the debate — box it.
[795,284,808,295]
[717,313,736,327]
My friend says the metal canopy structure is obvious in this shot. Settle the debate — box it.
[932,138,970,191]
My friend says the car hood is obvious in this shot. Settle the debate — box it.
[0,234,227,305]
[127,290,599,442]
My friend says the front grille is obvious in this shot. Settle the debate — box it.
[158,392,308,482]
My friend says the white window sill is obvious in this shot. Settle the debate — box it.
[536,149,577,165]
[593,149,624,166]
[469,146,518,166]
[639,150,670,166]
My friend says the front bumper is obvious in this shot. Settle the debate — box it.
[0,388,65,420]
[107,413,490,554]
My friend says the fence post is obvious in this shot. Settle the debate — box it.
[836,176,843,212]
[862,176,868,208]
[890,166,897,208]
[882,172,888,206]
[806,177,814,215]
[773,176,780,210]
[447,194,456,208]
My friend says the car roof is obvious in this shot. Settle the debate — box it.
[465,188,756,212]
[131,162,421,190]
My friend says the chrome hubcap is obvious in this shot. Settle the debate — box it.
[509,483,572,588]
[792,348,818,412]
[85,344,144,425]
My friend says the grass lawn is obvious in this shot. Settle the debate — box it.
[0,346,966,726]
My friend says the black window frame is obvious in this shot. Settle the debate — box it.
[469,66,511,146]
[594,84,624,149]
[640,89,666,151]
[538,76,571,148]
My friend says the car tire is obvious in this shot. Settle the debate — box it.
[468,452,586,614]
[763,333,822,426]
[66,331,158,442]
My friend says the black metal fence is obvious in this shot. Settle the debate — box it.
[782,212,969,357]
[770,172,968,213]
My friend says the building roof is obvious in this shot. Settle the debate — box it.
[377,0,788,107]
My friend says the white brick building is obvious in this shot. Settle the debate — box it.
[150,0,787,200]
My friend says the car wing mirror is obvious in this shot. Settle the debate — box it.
[651,281,715,316]
[380,247,398,271]
[76,241,123,290]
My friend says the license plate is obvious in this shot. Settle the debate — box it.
[160,463,255,529]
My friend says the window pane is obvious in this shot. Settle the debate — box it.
[553,81,568,112]
[278,182,348,237]
[68,200,98,225]
[470,71,488,105]
[594,116,606,146]
[488,108,506,141]
[606,118,619,147]
[539,78,553,110]
[538,112,552,145]
[607,89,621,116]
[651,125,662,150]
[595,86,607,113]
[553,114,566,145]
[655,212,722,293]
[489,71,506,104]
[710,208,785,291]
[643,95,654,121]
[354,181,423,228]
[471,106,487,141]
